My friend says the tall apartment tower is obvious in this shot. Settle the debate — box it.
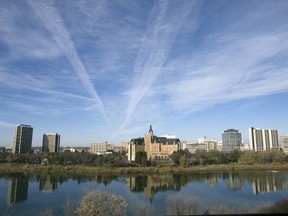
[222,129,242,152]
[42,133,60,153]
[249,127,279,151]
[12,124,33,154]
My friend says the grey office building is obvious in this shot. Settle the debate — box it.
[222,129,242,152]
[12,124,33,154]
[42,133,60,153]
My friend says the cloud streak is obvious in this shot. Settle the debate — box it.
[154,31,288,115]
[1,1,288,145]
[114,0,198,137]
[27,0,112,128]
[0,120,14,128]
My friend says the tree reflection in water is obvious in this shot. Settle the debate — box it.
[1,171,288,215]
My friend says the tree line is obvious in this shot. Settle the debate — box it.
[170,149,288,166]
[0,149,287,167]
[0,151,131,167]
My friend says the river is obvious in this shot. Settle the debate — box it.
[0,170,287,215]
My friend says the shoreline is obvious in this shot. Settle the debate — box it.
[1,163,288,175]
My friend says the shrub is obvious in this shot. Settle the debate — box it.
[257,198,288,213]
[166,195,199,215]
[76,190,127,216]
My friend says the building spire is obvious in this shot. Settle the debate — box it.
[149,125,153,133]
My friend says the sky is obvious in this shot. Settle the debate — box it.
[0,0,288,147]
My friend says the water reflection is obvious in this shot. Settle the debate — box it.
[3,171,288,206]
[223,172,244,191]
[39,175,58,192]
[7,174,29,205]
[249,172,284,194]
[127,171,288,199]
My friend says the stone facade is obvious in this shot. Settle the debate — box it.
[128,125,180,161]
[127,138,145,161]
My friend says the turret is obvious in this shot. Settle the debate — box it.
[149,125,153,133]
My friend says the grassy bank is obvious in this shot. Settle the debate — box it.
[1,163,288,175]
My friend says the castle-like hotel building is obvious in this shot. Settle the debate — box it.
[128,125,180,161]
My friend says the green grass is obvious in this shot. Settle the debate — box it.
[1,163,288,175]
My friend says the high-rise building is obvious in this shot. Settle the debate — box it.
[222,129,242,152]
[42,133,60,153]
[248,127,279,151]
[12,124,33,154]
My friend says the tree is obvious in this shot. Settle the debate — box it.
[135,151,148,165]
[63,195,78,216]
[257,198,288,213]
[238,151,257,165]
[76,190,127,216]
[171,151,182,164]
[179,155,187,167]
[166,195,199,215]
[171,150,191,165]
[207,204,230,215]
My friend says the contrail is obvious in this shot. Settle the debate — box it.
[28,0,113,129]
[0,120,14,128]
[113,0,197,138]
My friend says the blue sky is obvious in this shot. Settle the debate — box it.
[0,0,288,147]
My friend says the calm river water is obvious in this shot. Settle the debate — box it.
[0,170,288,215]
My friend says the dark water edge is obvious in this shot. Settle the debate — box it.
[1,163,288,175]
[1,170,288,215]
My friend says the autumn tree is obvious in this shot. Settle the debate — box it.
[76,190,127,216]
[166,195,199,215]
[257,198,288,213]
[179,155,187,167]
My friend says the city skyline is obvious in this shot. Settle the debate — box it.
[1,1,288,146]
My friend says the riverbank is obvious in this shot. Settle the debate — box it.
[1,163,288,174]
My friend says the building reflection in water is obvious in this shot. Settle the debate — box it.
[128,174,181,201]
[5,171,288,206]
[7,175,29,205]
[144,175,181,200]
[223,172,244,191]
[203,174,218,186]
[128,173,224,201]
[128,171,288,198]
[39,175,58,192]
[251,171,284,194]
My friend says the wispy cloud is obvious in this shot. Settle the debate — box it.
[0,70,94,102]
[0,1,61,62]
[0,120,14,128]
[114,0,288,140]
[27,0,112,128]
[0,67,101,117]
[1,0,288,145]
[114,0,199,137]
[161,32,288,113]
